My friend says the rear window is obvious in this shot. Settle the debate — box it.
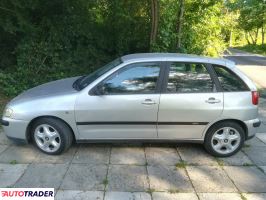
[213,65,249,92]
[166,62,215,93]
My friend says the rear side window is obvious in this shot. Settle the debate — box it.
[213,65,249,92]
[166,62,215,93]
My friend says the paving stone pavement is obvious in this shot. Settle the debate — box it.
[148,165,193,192]
[0,128,266,200]
[258,98,266,133]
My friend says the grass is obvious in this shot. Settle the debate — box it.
[240,193,247,200]
[102,178,108,187]
[147,188,156,194]
[168,189,179,193]
[243,163,254,167]
[175,161,187,169]
[235,44,266,56]
[243,144,250,148]
[215,158,224,166]
[9,160,17,165]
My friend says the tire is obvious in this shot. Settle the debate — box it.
[31,117,73,155]
[204,121,245,157]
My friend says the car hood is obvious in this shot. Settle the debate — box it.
[9,76,80,105]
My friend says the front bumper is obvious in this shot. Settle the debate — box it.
[244,118,261,140]
[1,117,29,143]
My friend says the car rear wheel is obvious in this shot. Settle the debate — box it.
[204,121,245,157]
[31,118,73,155]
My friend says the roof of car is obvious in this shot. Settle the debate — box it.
[121,53,235,67]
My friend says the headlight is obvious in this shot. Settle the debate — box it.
[4,108,13,118]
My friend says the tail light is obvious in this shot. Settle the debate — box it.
[252,91,259,105]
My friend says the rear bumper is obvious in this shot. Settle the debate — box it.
[1,117,29,143]
[244,118,261,140]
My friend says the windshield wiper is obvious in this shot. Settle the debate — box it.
[73,76,86,91]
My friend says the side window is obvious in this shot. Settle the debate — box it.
[166,62,215,93]
[213,65,249,92]
[100,62,161,95]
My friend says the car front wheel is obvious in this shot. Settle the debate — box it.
[31,118,73,155]
[204,121,245,157]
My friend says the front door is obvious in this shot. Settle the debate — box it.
[75,62,163,139]
[158,62,223,139]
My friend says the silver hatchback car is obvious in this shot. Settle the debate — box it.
[1,53,261,157]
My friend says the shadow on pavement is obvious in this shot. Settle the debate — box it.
[260,88,266,99]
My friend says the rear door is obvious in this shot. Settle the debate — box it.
[157,62,223,139]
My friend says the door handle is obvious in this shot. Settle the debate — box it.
[205,97,221,104]
[142,99,157,105]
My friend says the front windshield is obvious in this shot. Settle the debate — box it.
[76,58,122,90]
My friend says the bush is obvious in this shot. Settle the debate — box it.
[0,0,231,97]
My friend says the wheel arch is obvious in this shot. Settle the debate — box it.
[26,115,76,143]
[203,118,248,141]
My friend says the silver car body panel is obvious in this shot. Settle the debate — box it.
[3,77,80,140]
[2,53,259,142]
[75,94,160,139]
[9,76,79,105]
[157,93,223,139]
[1,117,28,140]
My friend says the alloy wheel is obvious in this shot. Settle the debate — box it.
[211,127,241,155]
[34,124,61,153]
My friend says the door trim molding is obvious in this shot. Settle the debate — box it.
[76,138,204,143]
[76,121,209,125]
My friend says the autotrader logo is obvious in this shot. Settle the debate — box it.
[0,188,54,199]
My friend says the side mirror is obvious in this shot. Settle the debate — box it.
[92,84,106,96]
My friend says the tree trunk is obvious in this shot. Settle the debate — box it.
[249,32,255,44]
[150,0,159,50]
[229,30,232,47]
[262,24,265,45]
[254,27,259,45]
[176,0,184,51]
[244,32,251,44]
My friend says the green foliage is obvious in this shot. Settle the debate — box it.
[151,0,179,52]
[229,0,266,45]
[182,0,228,56]
[0,0,149,96]
[235,44,266,56]
[0,0,256,97]
[152,0,228,56]
[235,0,265,32]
